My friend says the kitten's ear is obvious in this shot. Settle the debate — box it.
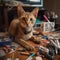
[32,8,39,18]
[17,4,25,17]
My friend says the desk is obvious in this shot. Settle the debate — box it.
[0,32,60,60]
[4,41,48,60]
[4,40,60,60]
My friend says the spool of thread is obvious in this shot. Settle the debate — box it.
[17,48,26,52]
[36,56,42,60]
[19,52,30,56]
[7,58,11,60]
[15,58,20,60]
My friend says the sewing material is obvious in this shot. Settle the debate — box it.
[43,15,50,23]
[0,37,12,46]
[5,45,14,53]
[7,49,15,60]
[38,46,49,53]
[7,58,20,60]
[9,49,15,54]
[7,58,11,60]
[40,39,49,44]
[20,52,30,55]
[19,52,35,56]
[19,52,30,56]
[0,49,6,57]
[26,53,35,60]
[48,39,60,54]
[11,52,15,60]
[43,15,55,32]
[17,48,26,52]
[36,56,42,60]
[42,36,48,40]
[10,42,20,49]
[38,46,55,60]
[36,52,44,58]
[15,58,20,60]
[48,38,60,48]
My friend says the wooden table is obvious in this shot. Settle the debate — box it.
[0,32,60,60]
[4,40,60,60]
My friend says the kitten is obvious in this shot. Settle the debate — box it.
[8,5,40,50]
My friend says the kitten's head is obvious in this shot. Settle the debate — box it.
[17,5,39,31]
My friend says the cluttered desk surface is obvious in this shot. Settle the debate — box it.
[0,31,60,60]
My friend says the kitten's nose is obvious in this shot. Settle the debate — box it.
[26,24,29,27]
[25,20,29,27]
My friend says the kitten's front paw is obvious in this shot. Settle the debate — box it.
[18,39,34,51]
[30,37,40,44]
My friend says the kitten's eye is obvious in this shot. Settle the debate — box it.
[30,18,33,21]
[22,17,26,21]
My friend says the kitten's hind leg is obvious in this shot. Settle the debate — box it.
[30,36,40,44]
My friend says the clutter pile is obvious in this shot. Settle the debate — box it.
[0,32,60,60]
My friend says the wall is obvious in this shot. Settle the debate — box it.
[43,0,60,24]
[54,0,60,24]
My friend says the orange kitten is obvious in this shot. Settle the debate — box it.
[8,5,39,50]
